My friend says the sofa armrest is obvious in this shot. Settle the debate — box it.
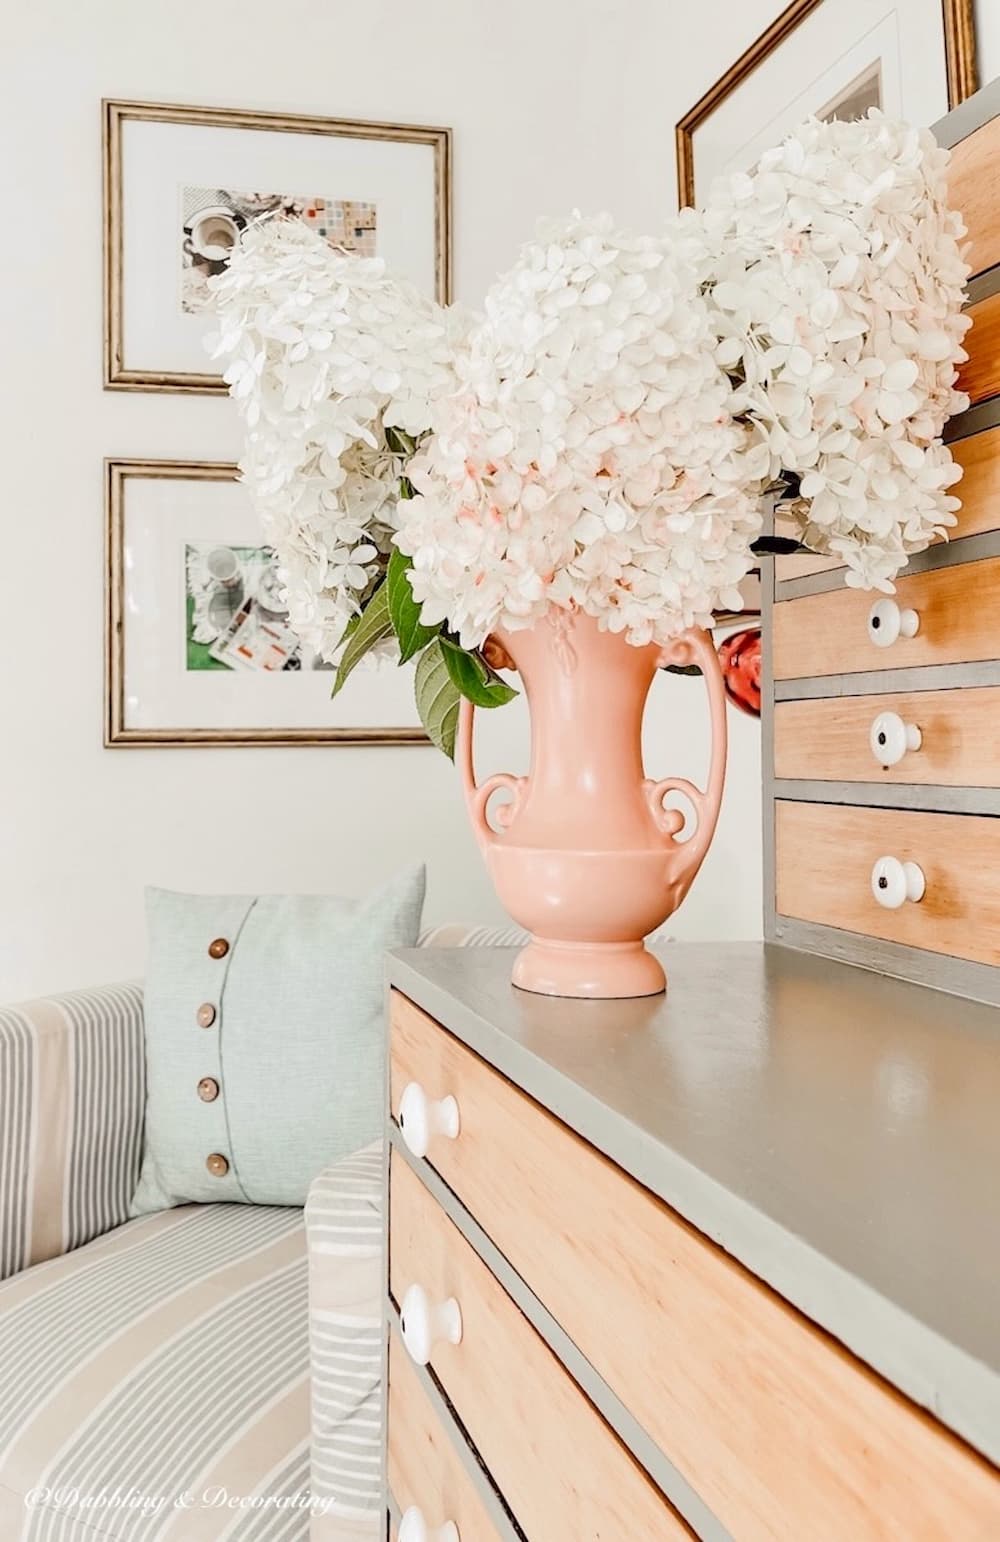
[418,921,673,945]
[306,1142,384,1540]
[419,922,528,946]
[0,981,145,1282]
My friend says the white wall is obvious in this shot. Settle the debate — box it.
[977,0,1000,89]
[3,0,996,998]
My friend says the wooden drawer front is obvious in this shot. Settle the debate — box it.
[388,1330,504,1542]
[773,685,1000,786]
[390,992,1000,1540]
[773,511,844,583]
[389,1152,684,1541]
[776,800,1000,966]
[774,547,840,581]
[948,113,1000,277]
[773,556,1000,679]
[958,291,1000,408]
[950,425,1000,540]
[777,424,1000,583]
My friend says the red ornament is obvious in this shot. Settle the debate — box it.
[718,627,761,717]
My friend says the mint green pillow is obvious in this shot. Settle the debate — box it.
[131,869,424,1214]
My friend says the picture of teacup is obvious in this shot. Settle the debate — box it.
[206,546,242,588]
[188,206,241,262]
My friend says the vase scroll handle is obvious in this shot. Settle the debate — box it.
[644,627,728,882]
[457,699,525,853]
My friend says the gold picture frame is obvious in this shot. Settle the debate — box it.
[675,0,978,209]
[105,458,430,748]
[103,98,453,394]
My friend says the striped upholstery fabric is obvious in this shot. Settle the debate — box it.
[419,921,674,945]
[0,1203,311,1541]
[305,1145,383,1541]
[0,984,145,1282]
[0,928,556,1542]
[419,922,528,947]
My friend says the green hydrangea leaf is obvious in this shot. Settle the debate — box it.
[387,548,439,664]
[440,638,519,708]
[414,639,462,758]
[330,583,392,698]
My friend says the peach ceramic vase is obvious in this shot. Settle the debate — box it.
[458,610,727,999]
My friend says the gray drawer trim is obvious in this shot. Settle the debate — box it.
[388,1127,729,1542]
[966,261,1000,308]
[775,528,1000,602]
[774,658,1000,700]
[773,779,1000,815]
[771,915,1000,1007]
[945,393,1000,442]
[934,75,1000,150]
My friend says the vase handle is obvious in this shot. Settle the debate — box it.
[644,627,728,882]
[457,699,525,853]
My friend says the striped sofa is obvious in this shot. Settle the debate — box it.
[0,927,524,1542]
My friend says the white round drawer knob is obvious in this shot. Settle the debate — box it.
[399,1283,463,1367]
[867,598,919,649]
[871,856,925,909]
[398,1082,460,1160]
[870,711,922,768]
[399,1507,459,1542]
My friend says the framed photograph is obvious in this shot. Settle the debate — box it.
[103,99,451,393]
[105,459,428,747]
[675,0,978,208]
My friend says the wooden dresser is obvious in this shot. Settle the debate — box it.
[382,945,1000,1541]
[764,77,1000,1005]
[381,78,1000,1542]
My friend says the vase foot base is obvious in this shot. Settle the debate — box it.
[511,939,666,999]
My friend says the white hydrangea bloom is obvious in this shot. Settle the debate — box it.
[211,112,971,664]
[208,217,461,660]
[695,111,971,590]
[395,212,762,648]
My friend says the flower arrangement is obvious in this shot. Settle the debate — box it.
[397,211,760,652]
[209,110,970,754]
[695,112,970,590]
[208,220,461,661]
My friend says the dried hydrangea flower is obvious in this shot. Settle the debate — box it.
[212,111,971,669]
[395,212,761,648]
[695,110,970,590]
[208,217,462,661]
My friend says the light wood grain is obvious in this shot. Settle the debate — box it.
[774,548,843,581]
[951,424,1000,538]
[772,555,1000,678]
[772,510,844,582]
[948,113,1000,277]
[388,1331,503,1542]
[390,991,1000,1542]
[776,424,1000,585]
[389,1152,689,1542]
[958,291,1000,407]
[773,685,1000,785]
[776,800,1000,965]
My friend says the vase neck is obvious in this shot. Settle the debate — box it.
[496,614,663,847]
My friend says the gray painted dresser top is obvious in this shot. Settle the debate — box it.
[387,942,1000,1466]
